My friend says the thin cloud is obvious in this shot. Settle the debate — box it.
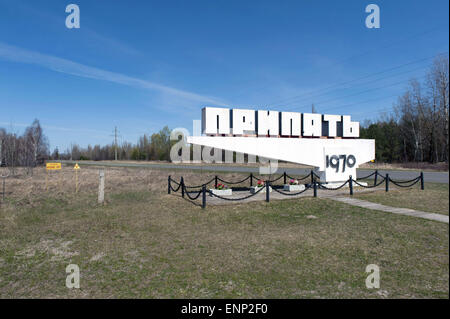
[1,0,143,57]
[0,42,228,107]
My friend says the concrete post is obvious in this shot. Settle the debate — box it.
[98,170,105,204]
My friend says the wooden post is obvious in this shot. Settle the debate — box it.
[59,167,63,190]
[75,169,79,193]
[349,176,353,195]
[385,173,389,192]
[98,170,105,205]
[420,172,424,190]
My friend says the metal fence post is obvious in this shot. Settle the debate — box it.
[1,177,5,204]
[214,175,218,188]
[313,180,317,197]
[250,173,253,187]
[283,172,287,185]
[420,172,424,190]
[310,170,314,185]
[349,176,353,195]
[374,170,378,186]
[266,181,270,202]
[202,185,206,209]
[181,177,185,198]
[168,176,171,194]
[385,173,389,192]
[2,178,5,202]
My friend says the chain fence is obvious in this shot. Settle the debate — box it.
[168,170,425,208]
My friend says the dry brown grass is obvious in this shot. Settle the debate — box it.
[90,159,449,171]
[0,165,448,299]
[0,165,255,207]
[360,161,448,172]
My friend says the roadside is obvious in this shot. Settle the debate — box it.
[56,159,449,172]
[54,160,450,184]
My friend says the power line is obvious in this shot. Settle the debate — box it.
[287,74,429,113]
[320,93,400,114]
[277,64,432,111]
[229,24,447,102]
[109,127,122,161]
[265,51,448,108]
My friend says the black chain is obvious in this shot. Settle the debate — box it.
[389,177,420,188]
[285,174,310,181]
[183,177,215,189]
[272,184,312,196]
[254,174,284,183]
[318,180,349,190]
[353,178,386,188]
[208,185,266,201]
[217,175,251,185]
[356,171,377,180]
[185,187,203,200]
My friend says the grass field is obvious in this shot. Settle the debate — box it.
[0,166,448,298]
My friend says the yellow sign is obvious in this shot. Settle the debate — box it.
[74,163,80,170]
[46,163,62,170]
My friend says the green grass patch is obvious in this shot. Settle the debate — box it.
[0,189,447,298]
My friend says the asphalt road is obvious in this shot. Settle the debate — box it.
[59,160,449,184]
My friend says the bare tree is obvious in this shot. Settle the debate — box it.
[428,56,449,162]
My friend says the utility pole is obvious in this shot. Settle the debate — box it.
[110,126,121,161]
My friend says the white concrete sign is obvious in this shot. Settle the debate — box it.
[187,107,375,182]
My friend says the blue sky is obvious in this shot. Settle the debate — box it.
[0,0,448,151]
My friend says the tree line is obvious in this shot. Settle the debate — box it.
[66,126,174,162]
[1,57,448,173]
[0,119,49,175]
[360,56,448,164]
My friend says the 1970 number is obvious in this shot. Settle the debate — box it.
[326,154,356,173]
